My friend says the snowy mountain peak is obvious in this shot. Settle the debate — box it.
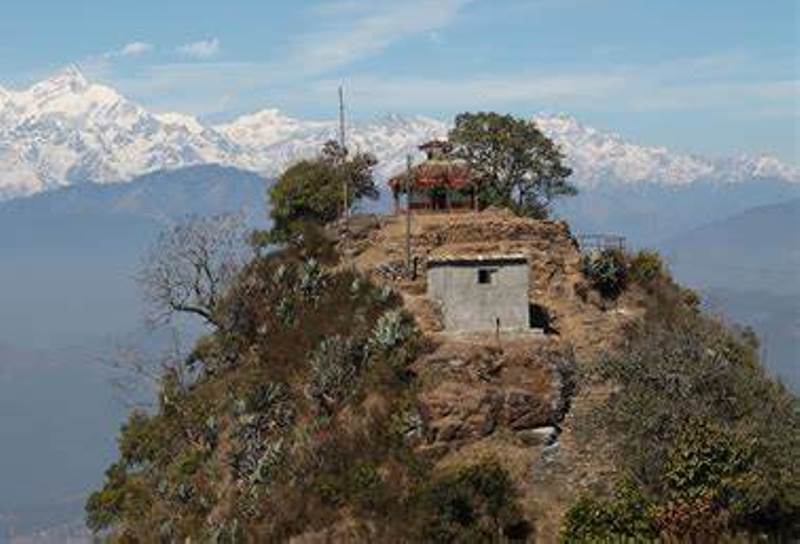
[752,154,799,181]
[531,113,800,186]
[718,153,800,184]
[228,108,297,125]
[0,71,797,201]
[28,64,89,97]
[11,67,129,123]
[155,112,207,135]
[216,108,331,149]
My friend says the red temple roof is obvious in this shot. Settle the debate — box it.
[388,161,471,190]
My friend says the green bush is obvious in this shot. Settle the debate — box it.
[267,141,378,242]
[628,250,664,286]
[560,480,657,541]
[117,411,166,467]
[85,463,130,532]
[412,461,530,542]
[652,421,755,535]
[581,248,628,299]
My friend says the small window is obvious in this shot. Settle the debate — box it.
[477,268,497,284]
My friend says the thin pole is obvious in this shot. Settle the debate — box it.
[405,154,412,278]
[338,85,348,221]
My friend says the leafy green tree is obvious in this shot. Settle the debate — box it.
[448,112,575,217]
[267,140,378,242]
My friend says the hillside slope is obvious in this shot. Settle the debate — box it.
[86,211,800,541]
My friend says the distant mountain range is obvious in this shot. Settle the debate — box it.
[663,198,800,296]
[661,199,800,390]
[1,66,797,201]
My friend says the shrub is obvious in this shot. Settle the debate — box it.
[581,248,628,299]
[85,463,130,532]
[369,310,412,351]
[653,421,755,535]
[267,141,378,242]
[118,411,166,468]
[307,335,362,411]
[412,461,530,542]
[569,307,800,538]
[560,480,657,541]
[252,439,286,485]
[628,249,664,286]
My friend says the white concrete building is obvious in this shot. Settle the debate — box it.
[427,253,530,332]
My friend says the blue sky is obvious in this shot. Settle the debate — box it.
[1,0,797,163]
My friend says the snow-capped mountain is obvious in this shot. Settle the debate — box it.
[222,112,448,178]
[0,67,797,201]
[0,66,239,199]
[535,114,800,187]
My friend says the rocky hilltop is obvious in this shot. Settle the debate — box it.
[86,210,799,542]
[334,210,640,540]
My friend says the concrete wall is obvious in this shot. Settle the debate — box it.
[427,258,530,332]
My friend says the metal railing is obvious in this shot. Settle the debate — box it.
[577,233,626,253]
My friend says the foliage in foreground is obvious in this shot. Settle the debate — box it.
[562,261,800,541]
[581,248,628,300]
[87,232,526,542]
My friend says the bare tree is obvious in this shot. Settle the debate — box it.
[138,214,250,328]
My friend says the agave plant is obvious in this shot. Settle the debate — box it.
[307,335,361,408]
[252,438,285,485]
[299,257,327,301]
[368,309,412,354]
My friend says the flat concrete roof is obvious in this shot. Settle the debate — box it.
[427,253,528,267]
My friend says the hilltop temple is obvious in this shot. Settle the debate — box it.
[388,140,476,213]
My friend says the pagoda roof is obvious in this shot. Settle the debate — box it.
[387,159,471,190]
[418,139,452,152]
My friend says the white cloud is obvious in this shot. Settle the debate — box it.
[102,41,154,59]
[177,38,220,60]
[287,0,473,74]
[119,42,154,57]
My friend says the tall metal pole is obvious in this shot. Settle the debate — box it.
[405,154,412,278]
[338,85,348,221]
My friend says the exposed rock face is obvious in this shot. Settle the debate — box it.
[414,340,568,451]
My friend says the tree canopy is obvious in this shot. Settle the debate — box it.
[448,112,576,218]
[267,140,378,242]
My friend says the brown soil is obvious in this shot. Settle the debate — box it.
[332,210,645,542]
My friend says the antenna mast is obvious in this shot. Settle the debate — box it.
[405,154,412,277]
[338,85,348,220]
